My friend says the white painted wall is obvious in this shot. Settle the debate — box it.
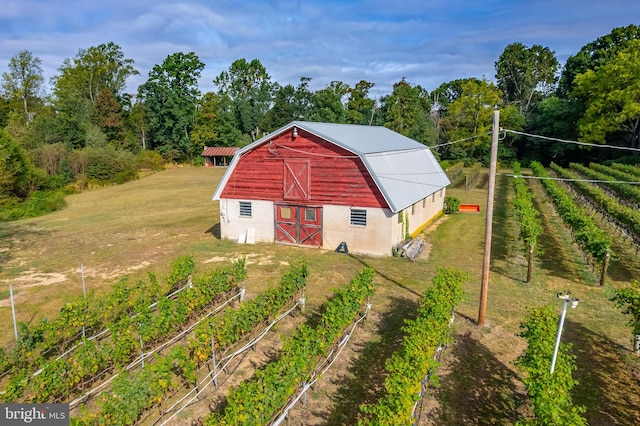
[322,205,395,257]
[219,198,274,243]
[218,189,446,256]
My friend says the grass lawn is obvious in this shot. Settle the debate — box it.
[0,165,638,425]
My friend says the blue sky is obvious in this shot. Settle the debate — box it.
[1,0,638,97]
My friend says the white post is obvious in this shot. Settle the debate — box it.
[550,299,569,374]
[10,285,18,342]
[81,264,86,338]
[212,336,218,388]
[140,334,145,369]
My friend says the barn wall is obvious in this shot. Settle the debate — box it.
[219,198,274,243]
[218,130,388,208]
[322,205,394,257]
[408,188,446,236]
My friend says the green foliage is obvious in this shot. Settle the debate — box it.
[214,58,274,139]
[440,78,501,160]
[572,40,640,148]
[558,24,640,97]
[495,42,559,115]
[358,267,467,426]
[75,260,302,425]
[530,162,612,263]
[610,279,640,335]
[512,162,542,249]
[345,80,376,125]
[205,266,374,425]
[85,146,138,184]
[135,150,165,171]
[0,189,68,221]
[515,305,587,425]
[138,51,205,160]
[552,163,640,242]
[0,129,33,204]
[382,78,435,145]
[572,162,640,206]
[0,257,247,403]
[444,196,461,214]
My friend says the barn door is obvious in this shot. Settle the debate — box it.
[283,160,310,200]
[275,204,322,247]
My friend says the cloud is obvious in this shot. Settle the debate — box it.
[1,0,638,96]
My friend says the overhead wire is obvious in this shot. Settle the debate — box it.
[498,173,640,185]
[504,129,640,153]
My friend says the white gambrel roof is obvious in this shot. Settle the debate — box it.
[212,121,450,213]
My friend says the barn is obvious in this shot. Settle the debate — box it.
[212,121,450,257]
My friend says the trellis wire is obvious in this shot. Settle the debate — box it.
[68,289,243,409]
[270,302,371,426]
[156,297,306,426]
[410,310,456,425]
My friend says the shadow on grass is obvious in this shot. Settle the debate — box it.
[0,222,46,271]
[204,222,221,239]
[489,173,524,283]
[432,330,523,426]
[348,253,422,298]
[565,319,640,425]
[529,180,586,284]
[323,295,419,425]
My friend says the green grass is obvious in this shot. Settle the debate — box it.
[0,165,638,425]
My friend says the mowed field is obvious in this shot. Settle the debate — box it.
[1,165,639,425]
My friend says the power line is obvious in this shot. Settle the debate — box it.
[498,173,640,185]
[504,129,640,153]
[431,132,488,149]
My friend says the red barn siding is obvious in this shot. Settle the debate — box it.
[219,129,388,208]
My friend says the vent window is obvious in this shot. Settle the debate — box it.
[239,201,252,217]
[350,209,367,226]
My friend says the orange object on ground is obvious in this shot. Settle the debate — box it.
[458,204,481,213]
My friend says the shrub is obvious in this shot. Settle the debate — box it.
[444,196,461,214]
[136,150,165,171]
[86,147,138,184]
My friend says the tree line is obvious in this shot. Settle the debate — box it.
[1,25,639,218]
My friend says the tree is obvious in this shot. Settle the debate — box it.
[214,58,274,140]
[345,80,376,125]
[381,78,435,144]
[190,92,220,152]
[309,81,349,123]
[1,50,44,126]
[261,77,315,131]
[558,24,640,97]
[51,42,137,149]
[572,40,640,149]
[126,98,148,150]
[0,130,33,204]
[495,42,559,115]
[92,88,124,143]
[441,78,502,161]
[138,52,205,161]
[526,96,582,163]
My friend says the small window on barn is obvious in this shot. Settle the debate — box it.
[350,209,367,226]
[239,201,252,217]
[432,193,435,202]
[398,210,403,223]
[440,189,443,198]
[304,208,316,222]
[280,206,292,219]
[411,204,415,215]
[422,198,426,208]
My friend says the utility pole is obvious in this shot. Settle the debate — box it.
[478,109,499,326]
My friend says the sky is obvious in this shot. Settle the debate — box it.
[1,0,639,98]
